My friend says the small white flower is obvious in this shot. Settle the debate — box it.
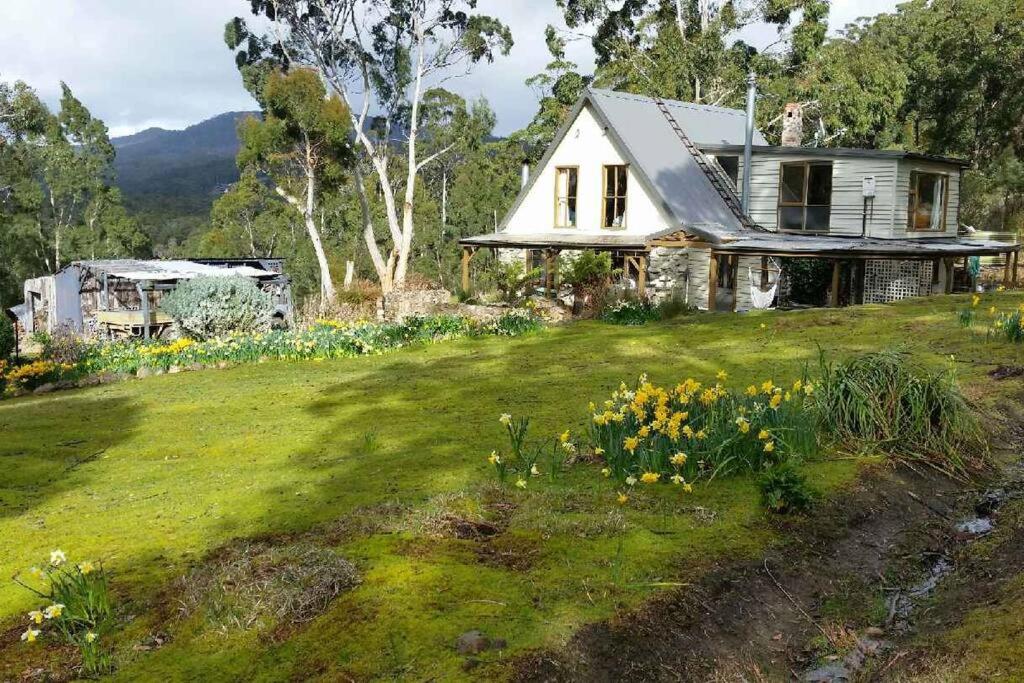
[625,476,637,487]
[49,549,66,566]
[85,631,98,644]
[21,628,40,643]
[530,464,540,476]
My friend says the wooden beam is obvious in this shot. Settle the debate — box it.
[546,249,560,299]
[708,252,719,311]
[138,282,150,341]
[637,255,647,298]
[461,246,473,293]
[1013,250,1020,287]
[1004,251,1013,287]
[829,260,842,308]
[945,258,954,294]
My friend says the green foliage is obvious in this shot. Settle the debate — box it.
[160,276,274,341]
[782,258,832,307]
[601,297,660,326]
[494,260,542,305]
[15,552,114,678]
[476,309,544,337]
[488,414,568,486]
[758,464,816,514]
[990,306,1024,343]
[813,350,983,473]
[560,251,613,288]
[0,316,14,360]
[39,324,87,365]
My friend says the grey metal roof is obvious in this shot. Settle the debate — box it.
[588,89,768,146]
[698,144,970,167]
[713,234,1018,258]
[461,229,675,250]
[70,259,277,281]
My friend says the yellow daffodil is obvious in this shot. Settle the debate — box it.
[972,295,981,307]
[745,385,758,397]
[27,610,43,625]
[784,391,792,402]
[21,628,39,643]
[617,492,629,505]
[499,413,512,426]
[49,549,66,566]
[682,425,694,439]
[559,430,570,443]
[989,306,997,315]
[684,482,694,493]
[792,379,803,392]
[43,604,64,620]
[85,632,98,644]
[624,436,640,453]
[488,451,501,465]
[78,561,95,575]
[515,478,527,489]
[735,417,750,433]
[670,473,685,485]
[588,402,596,412]
[769,393,783,409]
[761,380,775,395]
[764,441,775,453]
[758,429,770,441]
[562,441,577,454]
[803,383,815,396]
[595,447,605,456]
[716,369,728,381]
[601,467,611,477]
[696,429,707,440]
[997,285,1006,292]
[759,323,767,329]
[640,471,660,484]
[670,452,688,467]
[637,425,651,438]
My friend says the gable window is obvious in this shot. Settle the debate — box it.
[554,167,578,228]
[713,155,740,187]
[908,171,948,231]
[778,161,833,232]
[602,165,628,228]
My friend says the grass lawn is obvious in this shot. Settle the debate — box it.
[1,293,1022,681]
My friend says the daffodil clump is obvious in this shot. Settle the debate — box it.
[990,303,1024,343]
[77,311,542,375]
[1,360,77,395]
[587,372,816,486]
[15,550,113,676]
[487,414,574,487]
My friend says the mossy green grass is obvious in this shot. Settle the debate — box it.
[1,293,1021,680]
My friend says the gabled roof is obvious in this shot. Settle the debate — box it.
[496,88,767,244]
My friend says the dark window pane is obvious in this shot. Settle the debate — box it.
[606,166,616,193]
[617,166,628,193]
[567,168,578,196]
[780,206,805,231]
[807,164,833,205]
[604,198,616,227]
[614,197,627,226]
[805,206,831,231]
[780,164,806,203]
[716,156,740,185]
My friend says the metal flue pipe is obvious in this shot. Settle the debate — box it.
[741,72,757,215]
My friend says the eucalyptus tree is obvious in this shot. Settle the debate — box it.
[236,68,353,303]
[226,0,513,293]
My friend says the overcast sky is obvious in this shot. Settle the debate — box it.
[1,0,898,138]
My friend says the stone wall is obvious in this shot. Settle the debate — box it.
[647,247,690,303]
[687,248,711,310]
[381,289,452,321]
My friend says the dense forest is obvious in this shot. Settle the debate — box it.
[2,0,1022,309]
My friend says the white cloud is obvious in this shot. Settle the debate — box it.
[0,0,900,138]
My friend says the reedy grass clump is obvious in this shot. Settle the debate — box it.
[813,350,983,474]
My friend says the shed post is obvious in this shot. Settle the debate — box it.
[945,259,955,294]
[708,252,719,311]
[1004,251,1013,287]
[829,260,842,308]
[1013,250,1020,287]
[138,281,151,341]
[546,250,560,300]
[461,246,473,293]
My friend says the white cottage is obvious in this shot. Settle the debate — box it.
[460,89,1020,311]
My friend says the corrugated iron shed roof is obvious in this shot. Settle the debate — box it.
[71,260,275,281]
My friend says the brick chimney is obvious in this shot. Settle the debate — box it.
[781,103,803,147]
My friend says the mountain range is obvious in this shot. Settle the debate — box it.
[112,111,256,225]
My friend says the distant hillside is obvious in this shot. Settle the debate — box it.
[112,111,257,246]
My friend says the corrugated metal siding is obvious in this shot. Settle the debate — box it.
[746,154,899,236]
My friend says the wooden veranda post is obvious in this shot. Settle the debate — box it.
[1004,251,1013,287]
[461,246,477,293]
[707,252,719,311]
[829,260,842,308]
[545,249,560,299]
[1012,250,1020,287]
[637,254,648,298]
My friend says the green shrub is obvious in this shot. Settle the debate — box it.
[759,464,815,514]
[494,260,542,305]
[781,258,832,306]
[813,350,982,473]
[40,323,87,365]
[600,297,660,325]
[0,315,15,360]
[560,251,613,289]
[161,276,274,340]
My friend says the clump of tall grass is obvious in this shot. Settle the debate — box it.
[813,350,983,475]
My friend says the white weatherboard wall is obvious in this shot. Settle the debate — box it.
[745,154,899,237]
[505,104,672,236]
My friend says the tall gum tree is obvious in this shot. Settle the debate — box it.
[226,0,513,294]
[236,68,353,304]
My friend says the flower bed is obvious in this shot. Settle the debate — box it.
[81,311,541,375]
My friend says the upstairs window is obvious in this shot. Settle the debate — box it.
[554,167,578,228]
[778,161,833,232]
[602,165,628,228]
[908,171,948,231]
[713,155,740,187]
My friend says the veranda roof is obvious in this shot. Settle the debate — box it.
[70,259,276,281]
